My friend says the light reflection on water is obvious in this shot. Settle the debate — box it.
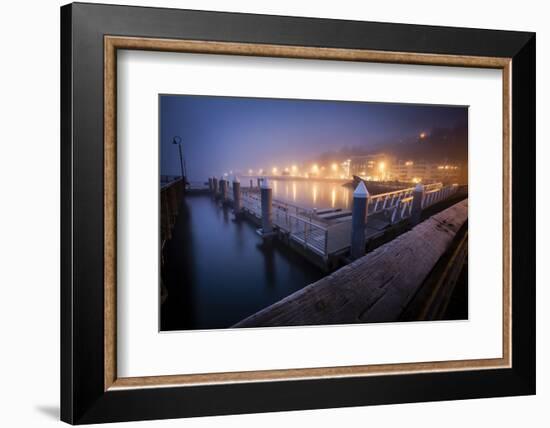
[240,178,353,210]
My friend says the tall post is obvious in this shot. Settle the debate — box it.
[208,177,213,192]
[260,177,273,235]
[220,177,228,202]
[233,177,242,215]
[257,177,262,188]
[250,179,253,189]
[212,177,218,195]
[177,143,185,181]
[350,181,369,260]
[411,183,425,225]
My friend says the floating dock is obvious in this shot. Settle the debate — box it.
[212,177,461,270]
[233,199,468,327]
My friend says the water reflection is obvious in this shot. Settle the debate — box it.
[161,195,324,331]
[312,183,318,205]
[241,178,392,210]
[264,179,353,210]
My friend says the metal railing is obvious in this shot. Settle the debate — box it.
[368,187,415,216]
[280,211,328,256]
[422,184,459,209]
[367,183,442,215]
[240,190,327,256]
[231,183,460,258]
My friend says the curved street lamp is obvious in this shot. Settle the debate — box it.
[172,136,187,183]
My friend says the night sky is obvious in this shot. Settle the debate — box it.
[160,94,467,181]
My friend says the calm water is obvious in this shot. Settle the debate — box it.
[161,194,325,331]
[237,177,396,210]
[266,179,352,210]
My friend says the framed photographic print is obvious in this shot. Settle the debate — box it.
[61,2,536,424]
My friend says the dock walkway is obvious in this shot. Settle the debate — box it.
[233,182,459,259]
[234,199,468,327]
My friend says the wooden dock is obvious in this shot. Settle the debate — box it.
[160,179,184,244]
[233,199,468,327]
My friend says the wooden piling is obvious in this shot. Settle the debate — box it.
[212,177,218,194]
[260,178,273,235]
[233,178,241,213]
[411,183,425,225]
[220,178,227,201]
[350,181,368,260]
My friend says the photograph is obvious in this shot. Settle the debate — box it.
[55,2,537,424]
[159,95,469,331]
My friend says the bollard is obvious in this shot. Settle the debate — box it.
[411,183,425,226]
[250,179,253,189]
[260,177,273,235]
[350,181,368,260]
[212,177,218,195]
[233,178,241,214]
[257,177,262,188]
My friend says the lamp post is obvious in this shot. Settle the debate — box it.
[172,136,186,184]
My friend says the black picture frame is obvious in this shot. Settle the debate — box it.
[61,2,535,424]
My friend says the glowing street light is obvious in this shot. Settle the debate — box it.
[331,163,338,172]
[311,164,319,174]
[272,167,278,175]
[378,161,386,172]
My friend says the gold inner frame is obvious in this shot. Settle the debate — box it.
[104,35,512,391]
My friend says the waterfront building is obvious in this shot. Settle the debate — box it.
[390,160,461,184]
[349,154,391,180]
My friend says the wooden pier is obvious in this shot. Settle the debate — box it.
[160,179,184,244]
